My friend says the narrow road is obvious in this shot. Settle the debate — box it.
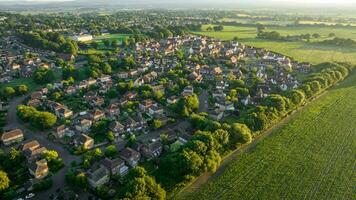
[198,90,209,113]
[5,95,82,200]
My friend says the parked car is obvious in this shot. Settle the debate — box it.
[25,193,35,199]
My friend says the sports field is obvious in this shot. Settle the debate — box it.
[194,25,356,64]
[178,72,356,200]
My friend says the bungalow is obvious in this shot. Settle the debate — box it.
[29,159,49,179]
[87,164,110,188]
[119,148,141,167]
[101,158,129,176]
[1,129,24,146]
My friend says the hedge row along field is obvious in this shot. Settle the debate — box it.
[178,68,356,200]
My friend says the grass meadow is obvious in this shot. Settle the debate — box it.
[178,72,356,200]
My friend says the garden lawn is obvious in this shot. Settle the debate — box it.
[178,72,356,200]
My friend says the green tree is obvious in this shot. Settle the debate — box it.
[105,145,117,157]
[230,123,253,146]
[17,84,28,94]
[42,150,59,162]
[121,167,166,200]
[106,131,115,142]
[0,170,10,191]
[34,67,55,84]
[152,120,162,130]
[4,87,16,97]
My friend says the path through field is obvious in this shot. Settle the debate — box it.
[178,73,356,200]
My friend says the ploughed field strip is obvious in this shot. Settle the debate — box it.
[179,73,356,200]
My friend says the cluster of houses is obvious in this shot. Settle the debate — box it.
[1,33,313,190]
[1,129,50,181]
[0,36,56,83]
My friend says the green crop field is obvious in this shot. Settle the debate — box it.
[178,72,356,200]
[194,25,356,64]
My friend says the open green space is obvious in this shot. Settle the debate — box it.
[0,68,62,93]
[178,72,356,200]
[194,24,356,64]
[91,33,131,47]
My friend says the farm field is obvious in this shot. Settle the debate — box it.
[194,25,356,64]
[178,72,356,200]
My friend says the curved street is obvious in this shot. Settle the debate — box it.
[5,95,82,200]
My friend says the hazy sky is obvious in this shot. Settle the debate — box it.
[0,0,355,7]
[0,0,354,2]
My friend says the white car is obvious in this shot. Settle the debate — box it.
[17,198,24,200]
[25,193,35,199]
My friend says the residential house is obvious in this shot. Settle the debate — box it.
[87,164,110,188]
[29,159,49,179]
[54,125,74,138]
[91,109,105,121]
[148,105,164,117]
[182,86,194,96]
[101,158,129,176]
[119,148,141,167]
[1,129,24,146]
[75,118,92,132]
[167,96,179,104]
[57,108,73,119]
[90,97,105,107]
[139,99,155,111]
[208,109,224,120]
[107,103,120,117]
[22,140,40,152]
[139,140,163,160]
[24,146,47,163]
[76,134,94,150]
[109,121,125,136]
